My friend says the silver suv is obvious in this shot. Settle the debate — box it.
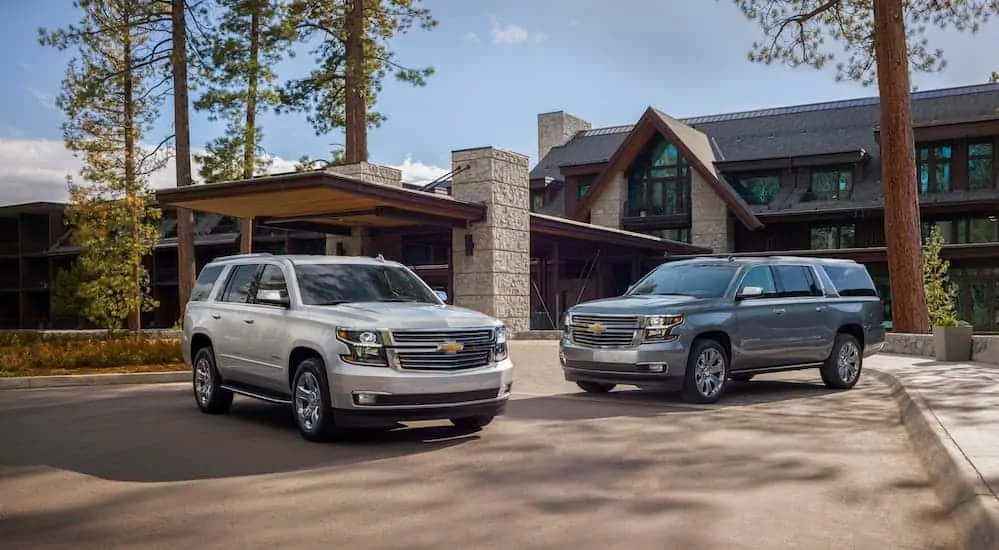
[181,253,513,442]
[559,256,886,404]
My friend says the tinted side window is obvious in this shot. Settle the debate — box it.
[221,264,260,303]
[191,265,223,302]
[739,266,777,296]
[250,264,289,303]
[823,264,878,297]
[773,265,821,298]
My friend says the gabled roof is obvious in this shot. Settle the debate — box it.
[571,107,764,230]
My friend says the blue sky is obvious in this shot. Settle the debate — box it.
[2,0,998,204]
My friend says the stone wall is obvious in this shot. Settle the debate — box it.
[883,332,999,365]
[324,162,403,255]
[690,171,733,253]
[537,111,591,161]
[589,172,625,229]
[450,147,531,333]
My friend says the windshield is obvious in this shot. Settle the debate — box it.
[294,263,441,306]
[627,263,739,299]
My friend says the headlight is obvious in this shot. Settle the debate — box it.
[492,325,509,362]
[336,328,387,366]
[641,315,684,341]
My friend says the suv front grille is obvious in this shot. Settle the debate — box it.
[390,329,496,371]
[568,314,639,348]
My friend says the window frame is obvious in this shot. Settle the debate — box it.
[733,172,782,205]
[967,140,996,191]
[916,141,954,194]
[805,167,854,201]
[625,136,692,218]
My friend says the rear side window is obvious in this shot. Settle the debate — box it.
[191,265,224,302]
[773,265,822,297]
[822,264,879,297]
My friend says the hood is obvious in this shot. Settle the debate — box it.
[297,301,501,329]
[569,294,721,316]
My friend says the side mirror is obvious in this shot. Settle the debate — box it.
[737,286,764,300]
[434,290,448,303]
[256,288,289,307]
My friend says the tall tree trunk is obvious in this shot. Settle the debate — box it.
[173,0,197,313]
[239,3,261,254]
[123,17,140,333]
[345,0,367,164]
[873,0,929,333]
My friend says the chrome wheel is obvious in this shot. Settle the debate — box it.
[295,371,322,431]
[695,348,726,398]
[837,340,861,384]
[194,356,213,405]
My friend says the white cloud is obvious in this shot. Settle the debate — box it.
[0,138,449,205]
[569,19,580,27]
[490,16,530,45]
[462,31,481,43]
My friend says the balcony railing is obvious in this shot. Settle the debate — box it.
[623,197,691,218]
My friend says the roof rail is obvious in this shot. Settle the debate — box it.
[211,252,274,261]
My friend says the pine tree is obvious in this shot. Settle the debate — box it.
[294,145,347,171]
[40,0,171,332]
[278,0,437,162]
[194,0,297,252]
[730,0,998,334]
[922,225,959,327]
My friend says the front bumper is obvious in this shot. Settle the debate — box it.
[559,337,689,388]
[327,358,514,427]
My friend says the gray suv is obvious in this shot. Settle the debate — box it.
[181,253,513,442]
[558,256,885,404]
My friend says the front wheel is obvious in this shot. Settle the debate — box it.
[681,339,730,404]
[451,415,494,431]
[576,381,616,393]
[820,333,863,390]
[292,357,341,442]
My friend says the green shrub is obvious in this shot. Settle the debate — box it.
[922,225,969,328]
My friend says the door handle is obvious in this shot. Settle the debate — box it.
[773,308,786,315]
[211,313,221,319]
[243,319,254,324]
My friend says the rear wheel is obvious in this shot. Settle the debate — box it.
[451,415,494,431]
[681,339,730,404]
[821,333,863,390]
[576,381,616,394]
[192,346,233,414]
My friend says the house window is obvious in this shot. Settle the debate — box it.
[647,227,691,243]
[625,135,691,217]
[806,168,852,201]
[734,174,780,205]
[917,143,953,193]
[968,141,995,190]
[531,191,544,213]
[577,173,596,201]
[923,217,999,244]
[810,224,856,249]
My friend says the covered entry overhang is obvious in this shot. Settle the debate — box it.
[154,170,487,232]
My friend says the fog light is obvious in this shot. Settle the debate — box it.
[647,363,666,373]
[503,382,513,395]
[558,349,566,365]
[354,392,379,405]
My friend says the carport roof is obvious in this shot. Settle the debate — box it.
[154,170,488,229]
[530,213,712,255]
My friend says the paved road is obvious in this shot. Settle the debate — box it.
[0,342,956,549]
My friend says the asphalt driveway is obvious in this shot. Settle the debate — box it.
[0,342,956,549]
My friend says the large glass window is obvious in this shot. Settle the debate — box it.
[917,143,953,193]
[968,141,995,190]
[625,135,691,217]
[628,263,739,299]
[810,224,856,249]
[734,174,781,205]
[924,217,999,244]
[646,227,691,243]
[294,262,439,305]
[806,168,853,201]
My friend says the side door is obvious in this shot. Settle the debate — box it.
[731,265,784,370]
[771,264,833,364]
[240,263,293,394]
[211,262,263,385]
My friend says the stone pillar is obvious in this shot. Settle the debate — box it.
[590,171,626,229]
[690,171,734,253]
[538,111,591,160]
[323,162,403,255]
[450,147,531,333]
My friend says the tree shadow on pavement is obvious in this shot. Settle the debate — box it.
[0,388,477,483]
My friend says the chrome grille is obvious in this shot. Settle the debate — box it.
[568,314,639,348]
[390,329,495,371]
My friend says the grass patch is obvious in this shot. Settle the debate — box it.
[0,331,184,377]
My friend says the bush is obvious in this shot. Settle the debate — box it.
[0,332,183,375]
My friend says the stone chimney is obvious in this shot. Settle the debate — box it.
[326,161,403,187]
[537,111,591,160]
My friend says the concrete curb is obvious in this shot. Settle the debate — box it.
[869,368,999,550]
[0,371,189,390]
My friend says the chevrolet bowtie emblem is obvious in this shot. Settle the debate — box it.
[587,323,606,333]
[438,341,464,354]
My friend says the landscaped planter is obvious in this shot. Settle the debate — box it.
[933,325,973,362]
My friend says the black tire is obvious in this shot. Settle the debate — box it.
[681,338,730,404]
[192,345,233,414]
[291,357,341,442]
[451,415,494,431]
[576,381,616,393]
[820,333,863,390]
[729,374,754,383]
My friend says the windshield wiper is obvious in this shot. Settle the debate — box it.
[314,300,350,306]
